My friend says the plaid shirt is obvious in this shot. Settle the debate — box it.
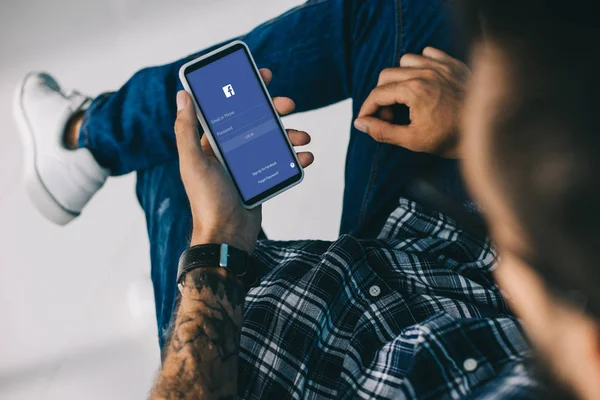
[239,198,542,399]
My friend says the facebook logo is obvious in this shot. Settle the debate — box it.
[222,84,235,98]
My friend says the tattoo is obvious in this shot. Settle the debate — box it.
[189,270,245,309]
[150,269,245,400]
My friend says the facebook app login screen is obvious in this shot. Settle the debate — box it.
[186,48,299,202]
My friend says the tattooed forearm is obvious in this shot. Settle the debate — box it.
[150,268,245,400]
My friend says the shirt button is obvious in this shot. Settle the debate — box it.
[514,364,525,374]
[369,285,381,297]
[463,358,478,372]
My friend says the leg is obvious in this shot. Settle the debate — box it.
[19,0,466,229]
[19,1,357,225]
[81,0,359,176]
[339,0,470,238]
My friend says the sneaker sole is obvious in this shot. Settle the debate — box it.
[13,74,79,226]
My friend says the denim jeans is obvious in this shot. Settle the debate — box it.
[80,0,467,346]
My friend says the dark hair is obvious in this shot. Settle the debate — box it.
[462,1,600,319]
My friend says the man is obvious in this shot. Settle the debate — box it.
[15,0,536,398]
[356,0,600,398]
[457,1,600,399]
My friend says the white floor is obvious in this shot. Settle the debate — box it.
[0,1,351,398]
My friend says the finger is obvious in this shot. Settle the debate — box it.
[377,67,438,86]
[259,68,273,85]
[296,151,314,168]
[199,133,215,157]
[258,69,296,116]
[273,97,296,116]
[423,46,470,74]
[401,53,461,83]
[399,53,445,70]
[422,46,453,63]
[358,82,416,118]
[425,47,472,80]
[287,129,311,146]
[354,116,416,148]
[175,91,206,168]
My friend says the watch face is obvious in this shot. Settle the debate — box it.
[219,243,230,268]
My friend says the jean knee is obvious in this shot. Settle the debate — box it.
[136,161,188,217]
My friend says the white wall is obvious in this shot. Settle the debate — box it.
[0,0,351,398]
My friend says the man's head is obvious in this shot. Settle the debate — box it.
[459,1,600,398]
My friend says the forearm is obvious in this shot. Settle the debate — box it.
[150,268,245,400]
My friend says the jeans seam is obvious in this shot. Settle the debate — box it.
[356,0,403,227]
[394,0,404,65]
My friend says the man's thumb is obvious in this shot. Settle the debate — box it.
[354,116,398,144]
[174,91,206,167]
[354,117,413,148]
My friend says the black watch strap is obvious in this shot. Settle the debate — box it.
[176,244,256,292]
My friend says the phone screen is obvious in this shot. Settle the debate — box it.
[185,45,302,204]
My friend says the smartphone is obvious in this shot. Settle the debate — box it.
[179,40,304,208]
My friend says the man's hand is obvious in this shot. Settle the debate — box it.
[174,68,314,253]
[151,70,314,400]
[354,47,470,159]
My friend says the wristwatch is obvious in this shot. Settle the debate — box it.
[176,243,255,293]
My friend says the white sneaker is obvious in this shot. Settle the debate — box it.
[13,72,109,225]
